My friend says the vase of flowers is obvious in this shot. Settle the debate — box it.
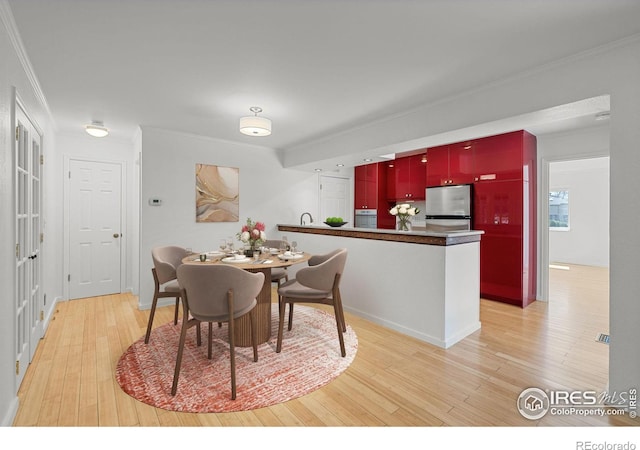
[389,203,420,231]
[237,218,266,256]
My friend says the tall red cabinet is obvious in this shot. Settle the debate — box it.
[472,131,537,307]
[354,163,395,229]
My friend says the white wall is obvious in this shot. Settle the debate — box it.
[0,3,56,426]
[138,127,320,309]
[549,157,609,267]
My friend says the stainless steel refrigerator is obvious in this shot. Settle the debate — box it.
[424,184,472,232]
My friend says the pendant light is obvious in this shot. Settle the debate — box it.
[239,107,271,136]
[85,120,109,138]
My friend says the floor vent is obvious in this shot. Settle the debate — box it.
[596,333,610,344]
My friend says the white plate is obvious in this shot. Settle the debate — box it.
[278,254,303,260]
[222,256,250,263]
[207,250,224,256]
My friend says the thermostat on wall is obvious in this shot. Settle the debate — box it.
[149,198,162,206]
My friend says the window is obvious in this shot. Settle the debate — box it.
[549,189,569,230]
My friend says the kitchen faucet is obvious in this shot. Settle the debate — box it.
[300,212,313,225]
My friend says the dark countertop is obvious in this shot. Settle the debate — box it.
[277,224,483,246]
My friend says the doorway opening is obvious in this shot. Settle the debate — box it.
[544,156,610,338]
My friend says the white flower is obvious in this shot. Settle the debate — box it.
[390,207,398,215]
[408,208,416,216]
[400,203,410,209]
[241,231,250,242]
[259,230,266,240]
[251,228,260,238]
[398,206,408,214]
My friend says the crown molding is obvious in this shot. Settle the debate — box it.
[0,0,55,126]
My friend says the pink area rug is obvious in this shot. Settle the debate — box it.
[116,305,357,413]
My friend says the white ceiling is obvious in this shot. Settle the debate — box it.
[6,0,640,165]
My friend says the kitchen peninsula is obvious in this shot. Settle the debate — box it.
[277,224,483,348]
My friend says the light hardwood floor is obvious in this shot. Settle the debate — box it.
[13,264,639,426]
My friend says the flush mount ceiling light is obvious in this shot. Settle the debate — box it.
[239,107,272,136]
[85,121,109,138]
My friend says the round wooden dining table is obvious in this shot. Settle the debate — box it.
[181,251,311,347]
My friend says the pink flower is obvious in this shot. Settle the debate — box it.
[236,217,267,246]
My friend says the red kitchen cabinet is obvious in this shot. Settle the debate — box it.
[354,164,378,209]
[472,130,537,307]
[387,154,426,201]
[448,142,475,184]
[354,163,395,229]
[474,180,525,304]
[425,145,449,187]
[472,131,527,182]
[426,143,474,186]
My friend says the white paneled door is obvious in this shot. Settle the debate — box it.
[15,101,43,390]
[319,175,350,222]
[68,160,123,299]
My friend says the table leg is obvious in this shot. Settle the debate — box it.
[234,268,271,347]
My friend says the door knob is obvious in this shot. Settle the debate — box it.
[113,233,120,238]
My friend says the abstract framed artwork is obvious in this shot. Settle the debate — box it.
[195,163,239,222]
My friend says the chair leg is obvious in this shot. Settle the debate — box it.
[208,322,213,359]
[171,316,191,396]
[144,291,159,344]
[250,308,258,362]
[287,303,294,331]
[227,291,237,400]
[332,299,346,357]
[173,297,180,325]
[276,296,287,353]
[336,290,347,333]
[196,322,202,346]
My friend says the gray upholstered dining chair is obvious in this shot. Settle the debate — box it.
[276,248,348,357]
[262,239,289,286]
[145,245,190,344]
[172,264,264,399]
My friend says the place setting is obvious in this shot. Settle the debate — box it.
[276,240,303,260]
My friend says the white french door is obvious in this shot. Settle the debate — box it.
[14,101,43,390]
[67,159,123,299]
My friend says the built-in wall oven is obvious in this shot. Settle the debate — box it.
[355,209,377,228]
